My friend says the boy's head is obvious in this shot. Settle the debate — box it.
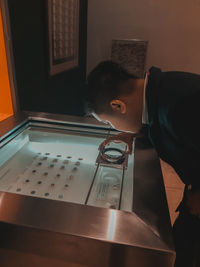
[85,61,145,133]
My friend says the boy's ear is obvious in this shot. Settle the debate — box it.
[110,99,127,114]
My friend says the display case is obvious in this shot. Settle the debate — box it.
[0,119,132,211]
[0,112,175,267]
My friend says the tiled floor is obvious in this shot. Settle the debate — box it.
[160,159,185,225]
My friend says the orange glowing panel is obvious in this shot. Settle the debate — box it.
[0,8,14,122]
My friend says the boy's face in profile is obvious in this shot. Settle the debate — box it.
[88,70,145,133]
[94,112,133,132]
[92,107,143,134]
[91,78,145,133]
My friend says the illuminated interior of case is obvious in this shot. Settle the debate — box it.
[0,127,134,212]
[0,8,14,122]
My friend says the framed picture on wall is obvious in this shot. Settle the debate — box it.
[47,0,80,76]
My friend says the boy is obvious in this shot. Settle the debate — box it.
[85,61,200,267]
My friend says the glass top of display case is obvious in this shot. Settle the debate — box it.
[0,125,134,212]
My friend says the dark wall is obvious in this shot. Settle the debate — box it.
[8,0,88,116]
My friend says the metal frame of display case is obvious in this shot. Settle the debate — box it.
[0,112,175,267]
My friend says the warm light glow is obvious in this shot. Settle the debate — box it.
[0,8,14,121]
[107,209,117,240]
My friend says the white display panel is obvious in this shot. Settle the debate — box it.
[0,127,134,211]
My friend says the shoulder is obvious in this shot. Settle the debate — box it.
[146,67,200,129]
[147,67,200,102]
[148,67,200,88]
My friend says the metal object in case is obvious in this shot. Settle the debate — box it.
[97,146,129,169]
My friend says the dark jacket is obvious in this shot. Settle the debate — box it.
[145,67,200,188]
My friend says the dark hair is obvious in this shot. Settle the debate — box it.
[85,60,138,114]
